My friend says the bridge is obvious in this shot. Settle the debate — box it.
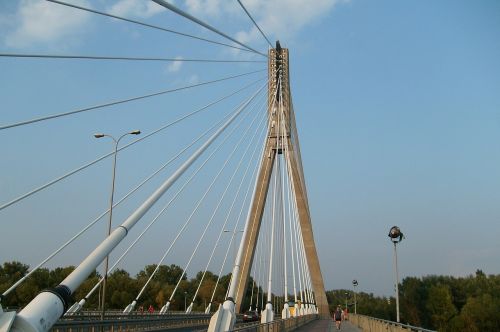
[0,1,437,332]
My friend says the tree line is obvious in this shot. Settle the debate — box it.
[0,261,256,312]
[327,270,500,332]
[3,262,499,331]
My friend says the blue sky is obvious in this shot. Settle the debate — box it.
[1,0,500,299]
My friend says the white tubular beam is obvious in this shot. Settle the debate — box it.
[11,84,265,332]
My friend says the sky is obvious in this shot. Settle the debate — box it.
[1,0,500,300]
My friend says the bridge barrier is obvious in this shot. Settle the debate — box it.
[230,314,318,332]
[349,314,435,332]
[61,310,207,320]
[50,313,211,332]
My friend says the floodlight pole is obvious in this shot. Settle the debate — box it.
[352,280,358,314]
[388,226,404,323]
[393,241,400,322]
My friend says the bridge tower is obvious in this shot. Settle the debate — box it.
[233,42,329,317]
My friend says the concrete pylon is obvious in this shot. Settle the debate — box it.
[233,42,329,317]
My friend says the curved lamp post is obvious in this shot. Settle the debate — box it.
[388,226,404,323]
[352,279,358,314]
[94,130,141,320]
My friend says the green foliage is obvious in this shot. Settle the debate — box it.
[7,259,497,331]
[0,261,255,314]
[425,285,457,329]
[326,289,394,320]
[401,272,500,331]
[341,270,500,331]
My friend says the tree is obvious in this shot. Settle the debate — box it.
[136,264,185,285]
[106,269,136,309]
[400,277,425,326]
[425,285,457,330]
[457,294,500,332]
[0,261,30,308]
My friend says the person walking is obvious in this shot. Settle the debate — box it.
[333,305,343,330]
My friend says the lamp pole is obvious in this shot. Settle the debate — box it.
[352,279,358,314]
[388,226,404,323]
[94,130,141,320]
[184,291,187,312]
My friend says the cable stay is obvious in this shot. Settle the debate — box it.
[277,84,292,319]
[236,0,274,49]
[0,53,266,63]
[63,106,240,314]
[228,69,280,303]
[204,119,269,313]
[248,239,260,312]
[291,170,309,315]
[257,218,267,312]
[121,104,248,314]
[159,93,266,313]
[283,127,299,315]
[3,104,234,300]
[260,101,282,323]
[0,77,264,212]
[204,75,280,327]
[152,0,267,58]
[0,69,265,130]
[183,105,267,314]
[45,0,254,53]
[186,101,268,314]
[252,225,265,312]
[119,86,265,313]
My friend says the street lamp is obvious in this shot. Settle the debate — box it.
[344,292,348,313]
[388,226,404,323]
[184,291,187,312]
[352,279,358,314]
[94,129,141,320]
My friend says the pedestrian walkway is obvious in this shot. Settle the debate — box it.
[294,319,361,332]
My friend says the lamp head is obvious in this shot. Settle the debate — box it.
[94,133,105,138]
[130,130,141,135]
[388,226,404,243]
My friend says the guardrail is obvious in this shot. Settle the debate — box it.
[349,314,435,332]
[51,313,212,332]
[61,310,208,321]
[230,314,318,332]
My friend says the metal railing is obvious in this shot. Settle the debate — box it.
[349,314,435,332]
[49,311,318,332]
[51,313,211,332]
[61,310,207,320]
[230,314,318,332]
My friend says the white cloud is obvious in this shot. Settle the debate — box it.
[3,0,91,49]
[167,56,184,73]
[108,0,164,19]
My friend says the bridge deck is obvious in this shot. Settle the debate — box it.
[294,319,361,332]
